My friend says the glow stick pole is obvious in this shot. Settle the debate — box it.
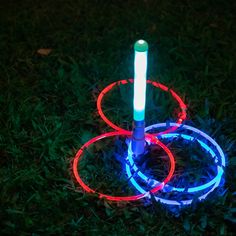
[132,40,148,156]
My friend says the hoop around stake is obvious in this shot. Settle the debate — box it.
[126,123,225,205]
[97,79,187,135]
[73,131,175,201]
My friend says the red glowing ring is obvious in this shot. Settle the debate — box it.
[97,79,187,135]
[73,131,175,201]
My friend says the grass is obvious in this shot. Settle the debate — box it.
[0,0,236,235]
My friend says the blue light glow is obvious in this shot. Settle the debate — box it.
[125,123,225,205]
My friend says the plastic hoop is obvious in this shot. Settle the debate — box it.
[73,131,175,201]
[126,123,225,205]
[97,79,187,135]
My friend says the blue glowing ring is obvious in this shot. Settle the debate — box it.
[125,123,225,205]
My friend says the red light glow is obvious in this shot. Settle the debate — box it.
[73,131,175,201]
[97,79,187,135]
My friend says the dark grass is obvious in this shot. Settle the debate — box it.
[0,0,236,235]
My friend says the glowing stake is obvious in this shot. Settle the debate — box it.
[133,39,148,121]
[132,40,148,156]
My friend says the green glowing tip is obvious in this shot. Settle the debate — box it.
[134,40,148,52]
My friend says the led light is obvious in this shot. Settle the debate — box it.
[125,123,225,205]
[97,79,187,134]
[72,38,226,208]
[133,40,148,121]
[72,131,175,201]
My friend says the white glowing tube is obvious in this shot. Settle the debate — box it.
[133,40,148,121]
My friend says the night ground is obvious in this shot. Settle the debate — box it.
[0,0,236,235]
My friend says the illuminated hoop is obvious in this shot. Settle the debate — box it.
[126,123,225,205]
[73,131,175,201]
[97,79,187,135]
